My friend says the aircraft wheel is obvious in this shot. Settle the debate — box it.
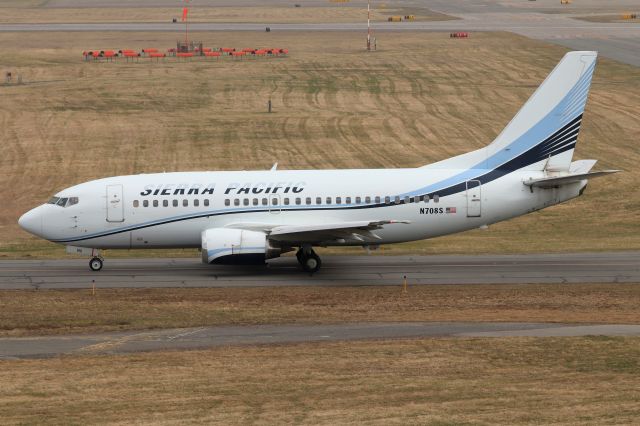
[302,252,321,274]
[296,248,304,264]
[89,257,103,272]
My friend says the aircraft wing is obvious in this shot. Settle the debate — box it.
[225,220,410,244]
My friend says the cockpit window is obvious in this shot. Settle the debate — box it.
[48,196,78,207]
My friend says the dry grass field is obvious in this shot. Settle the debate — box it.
[1,337,639,424]
[0,6,453,24]
[2,283,640,337]
[1,30,638,258]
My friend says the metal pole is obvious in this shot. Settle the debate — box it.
[367,0,371,51]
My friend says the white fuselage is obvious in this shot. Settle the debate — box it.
[20,166,584,250]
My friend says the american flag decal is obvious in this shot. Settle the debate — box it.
[446,207,457,214]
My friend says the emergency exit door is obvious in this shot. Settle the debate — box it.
[466,180,481,217]
[106,184,125,222]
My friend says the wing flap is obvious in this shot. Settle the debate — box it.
[268,220,410,244]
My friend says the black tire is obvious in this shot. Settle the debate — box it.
[296,248,304,264]
[89,257,103,272]
[302,253,321,274]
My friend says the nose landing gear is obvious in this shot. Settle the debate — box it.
[89,257,103,271]
[296,247,321,273]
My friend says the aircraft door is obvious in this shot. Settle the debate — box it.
[269,194,281,214]
[106,184,125,222]
[466,180,481,217]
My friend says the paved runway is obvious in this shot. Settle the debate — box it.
[0,252,637,290]
[2,322,640,359]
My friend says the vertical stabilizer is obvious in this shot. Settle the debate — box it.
[486,51,597,172]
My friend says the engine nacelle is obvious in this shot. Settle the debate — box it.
[201,228,281,265]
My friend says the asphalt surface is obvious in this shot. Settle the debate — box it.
[0,252,638,289]
[1,0,638,66]
[3,322,640,359]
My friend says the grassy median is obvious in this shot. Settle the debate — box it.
[1,337,639,424]
[1,283,640,337]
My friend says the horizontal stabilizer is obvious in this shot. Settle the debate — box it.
[523,170,619,188]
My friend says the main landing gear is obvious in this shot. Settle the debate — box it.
[296,247,321,273]
[89,256,103,271]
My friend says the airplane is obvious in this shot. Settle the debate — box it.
[19,51,618,273]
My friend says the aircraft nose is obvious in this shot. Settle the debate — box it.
[18,207,43,237]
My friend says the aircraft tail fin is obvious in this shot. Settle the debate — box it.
[485,51,597,172]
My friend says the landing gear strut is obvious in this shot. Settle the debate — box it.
[89,257,103,272]
[296,247,321,273]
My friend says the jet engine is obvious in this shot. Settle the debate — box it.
[201,228,282,264]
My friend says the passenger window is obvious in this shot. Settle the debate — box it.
[163,200,168,207]
[434,195,440,203]
[133,200,139,208]
[346,197,351,204]
[295,198,301,205]
[194,199,199,207]
[365,196,371,203]
[284,198,290,206]
[326,197,332,204]
[375,196,380,204]
[306,197,312,205]
[173,199,178,207]
[183,199,188,207]
[143,200,149,207]
[243,199,249,206]
[234,199,240,206]
[225,199,230,206]
[153,200,158,207]
[316,197,322,205]
[204,199,210,207]
[385,196,391,205]
[253,198,258,206]
[336,197,341,204]
[356,197,361,204]
[262,198,268,206]
[271,197,278,206]
[68,197,79,206]
[394,196,400,204]
[424,195,430,203]
[404,196,410,204]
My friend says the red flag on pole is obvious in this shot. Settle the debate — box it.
[182,7,188,22]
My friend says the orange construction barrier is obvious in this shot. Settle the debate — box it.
[149,52,165,58]
[177,52,194,58]
[142,48,158,53]
[205,51,221,57]
[221,47,235,53]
